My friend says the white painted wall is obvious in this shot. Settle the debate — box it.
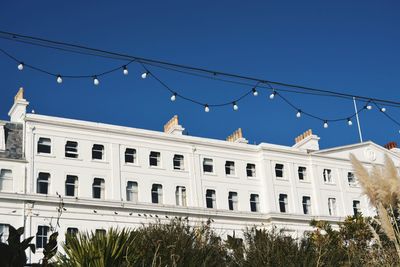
[0,112,397,263]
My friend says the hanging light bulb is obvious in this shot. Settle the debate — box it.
[204,104,210,113]
[123,66,129,75]
[93,76,100,86]
[233,102,239,111]
[296,110,302,118]
[17,62,24,71]
[141,71,149,79]
[269,91,276,100]
[170,92,177,101]
[56,75,63,84]
[347,118,353,126]
[252,88,258,96]
[365,104,372,110]
[323,121,329,128]
[380,107,386,112]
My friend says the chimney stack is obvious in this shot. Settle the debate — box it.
[226,128,248,144]
[293,129,320,152]
[163,115,184,135]
[8,87,29,123]
[384,142,397,150]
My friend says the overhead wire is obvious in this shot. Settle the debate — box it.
[0,29,399,107]
[0,30,399,130]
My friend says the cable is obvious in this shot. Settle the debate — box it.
[0,30,399,131]
[0,29,399,107]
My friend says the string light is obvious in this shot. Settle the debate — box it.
[93,76,99,86]
[233,102,239,111]
[56,75,63,84]
[1,35,400,133]
[347,118,353,126]
[141,71,149,79]
[123,65,128,75]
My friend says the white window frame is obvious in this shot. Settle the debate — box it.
[298,166,307,181]
[65,141,79,158]
[149,151,161,167]
[173,155,184,171]
[323,169,333,184]
[278,193,288,213]
[65,175,78,197]
[37,137,52,155]
[228,191,238,211]
[225,161,235,176]
[37,172,50,195]
[126,181,138,202]
[205,189,216,209]
[36,225,49,249]
[0,169,13,192]
[92,144,105,161]
[274,163,285,179]
[92,178,105,199]
[328,197,337,216]
[203,158,214,174]
[151,184,163,204]
[353,200,361,216]
[175,186,187,206]
[302,196,312,215]
[124,148,137,164]
[246,163,256,177]
[347,172,358,187]
[250,193,260,212]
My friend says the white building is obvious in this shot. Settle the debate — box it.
[0,88,399,263]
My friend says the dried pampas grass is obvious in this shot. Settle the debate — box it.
[350,154,400,208]
[350,153,400,259]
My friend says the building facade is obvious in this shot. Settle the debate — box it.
[0,88,399,263]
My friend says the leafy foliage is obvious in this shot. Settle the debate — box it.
[0,225,35,267]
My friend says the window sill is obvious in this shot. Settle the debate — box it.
[149,166,165,170]
[225,175,239,179]
[348,183,359,188]
[35,153,55,158]
[91,160,109,164]
[173,169,188,173]
[276,177,289,181]
[299,180,311,184]
[123,163,140,168]
[63,157,83,161]
[324,182,336,186]
[203,172,217,176]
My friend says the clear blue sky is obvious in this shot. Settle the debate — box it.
[0,1,399,148]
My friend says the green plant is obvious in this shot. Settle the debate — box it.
[0,225,35,267]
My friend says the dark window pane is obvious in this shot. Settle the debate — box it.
[65,141,78,158]
[275,164,284,177]
[125,148,136,163]
[92,144,104,160]
[38,138,51,154]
